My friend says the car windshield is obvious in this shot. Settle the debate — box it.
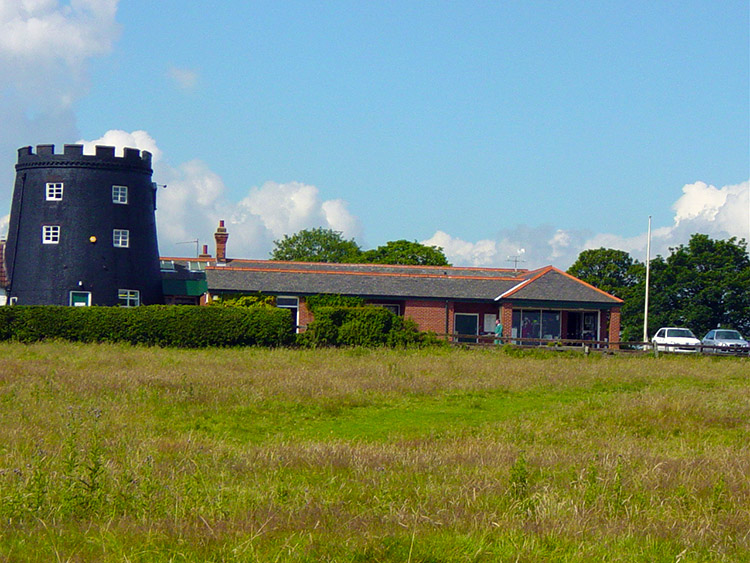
[715,330,742,340]
[667,329,695,338]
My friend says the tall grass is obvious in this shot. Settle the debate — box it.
[0,342,748,561]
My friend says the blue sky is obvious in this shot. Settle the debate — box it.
[1,1,748,268]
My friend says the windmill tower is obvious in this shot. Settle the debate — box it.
[4,144,164,306]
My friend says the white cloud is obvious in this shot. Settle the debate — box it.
[421,231,499,266]
[426,180,749,269]
[0,0,118,61]
[423,226,595,269]
[579,180,749,261]
[0,0,119,104]
[672,180,748,237]
[0,213,8,239]
[74,130,363,259]
[548,229,572,259]
[167,66,199,91]
[77,129,162,161]
[0,0,121,206]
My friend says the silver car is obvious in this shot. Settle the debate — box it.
[701,329,749,354]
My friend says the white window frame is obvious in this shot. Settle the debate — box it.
[276,296,300,332]
[46,182,63,201]
[118,289,140,307]
[113,229,130,248]
[42,225,60,244]
[112,185,128,204]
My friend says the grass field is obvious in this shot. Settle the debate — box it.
[0,342,748,562]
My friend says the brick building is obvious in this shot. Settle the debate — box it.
[163,222,623,346]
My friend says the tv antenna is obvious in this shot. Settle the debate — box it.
[507,249,526,272]
[177,239,199,257]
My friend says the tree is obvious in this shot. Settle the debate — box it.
[270,228,362,263]
[567,248,642,299]
[568,235,750,342]
[360,240,450,266]
[648,235,750,337]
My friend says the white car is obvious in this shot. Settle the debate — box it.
[652,327,701,353]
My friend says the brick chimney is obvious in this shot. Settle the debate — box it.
[198,244,212,259]
[214,220,228,263]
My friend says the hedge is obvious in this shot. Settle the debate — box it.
[0,305,293,348]
[298,306,428,348]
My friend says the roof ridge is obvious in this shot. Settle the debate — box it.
[222,258,525,273]
[206,264,523,281]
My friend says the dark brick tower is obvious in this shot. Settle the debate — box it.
[4,144,164,306]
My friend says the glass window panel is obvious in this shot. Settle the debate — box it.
[42,225,60,244]
[113,229,129,248]
[112,185,128,204]
[46,183,63,201]
[118,289,140,307]
[583,312,598,340]
[521,310,541,342]
[542,311,561,340]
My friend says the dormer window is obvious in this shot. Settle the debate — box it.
[46,183,63,201]
[112,185,128,204]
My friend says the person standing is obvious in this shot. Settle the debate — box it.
[494,318,504,344]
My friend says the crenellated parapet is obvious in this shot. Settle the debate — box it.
[16,144,152,173]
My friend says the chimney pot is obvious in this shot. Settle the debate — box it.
[214,220,229,262]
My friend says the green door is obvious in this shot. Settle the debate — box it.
[69,291,91,306]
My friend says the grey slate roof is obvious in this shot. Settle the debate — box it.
[201,260,622,306]
[500,269,622,304]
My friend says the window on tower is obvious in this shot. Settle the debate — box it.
[113,229,130,248]
[112,185,128,204]
[42,225,60,244]
[45,183,63,201]
[118,289,140,307]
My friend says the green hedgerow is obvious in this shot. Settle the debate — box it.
[0,305,293,348]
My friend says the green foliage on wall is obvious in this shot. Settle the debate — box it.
[304,294,364,313]
[208,293,276,307]
[298,305,429,348]
[0,305,293,348]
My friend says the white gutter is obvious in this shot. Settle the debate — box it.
[494,278,533,301]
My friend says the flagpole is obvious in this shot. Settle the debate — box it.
[643,216,651,345]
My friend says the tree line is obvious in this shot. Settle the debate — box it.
[567,234,750,340]
[271,227,450,266]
